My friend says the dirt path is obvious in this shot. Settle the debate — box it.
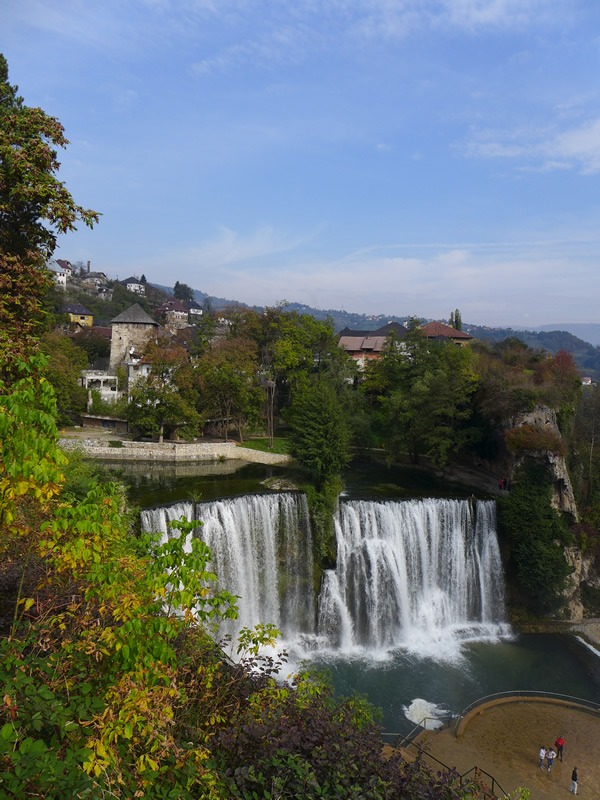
[412,701,598,798]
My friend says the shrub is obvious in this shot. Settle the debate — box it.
[498,461,572,614]
[504,423,565,455]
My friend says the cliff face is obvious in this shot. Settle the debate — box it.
[510,405,579,521]
[563,547,600,619]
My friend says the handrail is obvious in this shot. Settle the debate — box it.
[401,735,509,798]
[460,766,508,799]
[459,690,600,720]
[382,717,509,798]
[392,716,451,747]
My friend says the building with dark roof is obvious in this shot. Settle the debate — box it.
[338,322,407,368]
[109,304,159,371]
[120,276,146,296]
[62,303,93,327]
[421,321,473,345]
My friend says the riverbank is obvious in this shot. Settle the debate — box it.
[519,617,600,652]
[59,428,291,466]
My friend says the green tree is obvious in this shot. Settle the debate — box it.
[0,54,98,260]
[498,461,573,613]
[364,326,479,467]
[197,335,262,441]
[173,280,194,302]
[127,338,200,442]
[40,330,87,424]
[231,306,351,441]
[0,54,98,378]
[71,327,111,364]
[449,308,462,330]
[288,377,350,485]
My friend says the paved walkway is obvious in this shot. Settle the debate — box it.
[412,700,598,798]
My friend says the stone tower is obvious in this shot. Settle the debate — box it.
[109,304,159,372]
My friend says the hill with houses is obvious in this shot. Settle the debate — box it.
[49,261,600,380]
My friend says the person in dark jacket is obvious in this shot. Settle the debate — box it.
[570,766,578,795]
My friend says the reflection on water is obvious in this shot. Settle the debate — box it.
[310,634,600,735]
[103,459,292,507]
[105,454,486,508]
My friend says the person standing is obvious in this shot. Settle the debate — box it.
[546,747,556,771]
[570,766,578,794]
[555,735,565,762]
[538,745,546,769]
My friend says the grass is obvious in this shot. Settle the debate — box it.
[240,437,290,455]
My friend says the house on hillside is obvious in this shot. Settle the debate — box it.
[338,322,407,369]
[187,298,204,321]
[420,321,473,346]
[338,320,474,369]
[157,298,189,329]
[55,259,73,277]
[96,284,113,301]
[81,271,108,290]
[49,263,67,289]
[121,276,146,296]
[62,303,93,328]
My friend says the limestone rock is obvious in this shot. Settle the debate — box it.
[509,405,579,521]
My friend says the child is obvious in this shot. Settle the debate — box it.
[546,748,556,771]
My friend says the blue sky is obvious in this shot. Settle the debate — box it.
[4,0,600,327]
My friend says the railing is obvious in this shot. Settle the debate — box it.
[382,717,509,798]
[382,692,600,797]
[459,689,600,720]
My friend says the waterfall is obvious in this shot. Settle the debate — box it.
[318,498,509,658]
[141,493,315,645]
[141,494,509,661]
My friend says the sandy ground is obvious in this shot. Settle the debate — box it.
[410,701,597,798]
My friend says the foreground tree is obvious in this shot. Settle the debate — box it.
[0,54,98,377]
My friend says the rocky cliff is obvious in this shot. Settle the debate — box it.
[509,405,579,521]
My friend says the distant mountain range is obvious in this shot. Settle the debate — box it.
[153,283,600,379]
[531,323,600,347]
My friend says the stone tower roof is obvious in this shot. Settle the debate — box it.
[111,304,159,326]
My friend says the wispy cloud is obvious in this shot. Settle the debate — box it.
[150,233,600,326]
[465,116,600,173]
[161,226,311,270]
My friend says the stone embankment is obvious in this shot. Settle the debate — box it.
[59,437,291,466]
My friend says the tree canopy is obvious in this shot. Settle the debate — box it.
[0,54,99,379]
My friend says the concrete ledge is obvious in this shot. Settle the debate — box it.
[59,438,291,466]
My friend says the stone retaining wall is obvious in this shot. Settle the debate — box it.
[59,438,291,466]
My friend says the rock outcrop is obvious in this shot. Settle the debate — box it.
[563,547,600,620]
[509,405,579,521]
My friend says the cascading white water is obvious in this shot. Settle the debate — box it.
[141,493,315,645]
[318,498,509,659]
[141,494,509,661]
